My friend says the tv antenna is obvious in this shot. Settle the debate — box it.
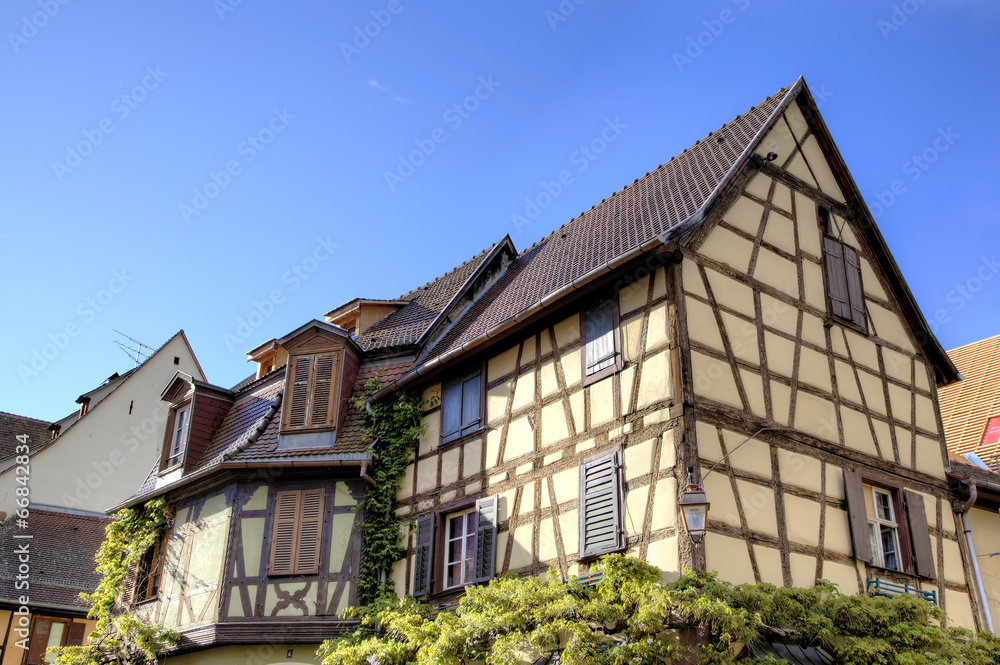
[113,330,152,368]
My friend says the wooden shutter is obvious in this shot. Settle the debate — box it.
[843,469,873,564]
[295,488,325,574]
[585,300,615,374]
[579,453,623,557]
[26,618,52,665]
[441,380,462,443]
[120,557,139,608]
[284,357,312,430]
[269,491,300,575]
[461,373,481,436]
[842,245,867,328]
[904,489,936,578]
[308,353,341,429]
[413,514,434,596]
[823,236,852,320]
[474,496,497,583]
[65,622,87,647]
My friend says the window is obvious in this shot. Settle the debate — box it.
[412,496,497,597]
[24,618,86,664]
[579,452,624,558]
[582,297,620,384]
[843,469,936,578]
[138,529,169,601]
[282,352,342,434]
[821,216,866,329]
[440,369,482,445]
[268,488,325,575]
[165,405,190,468]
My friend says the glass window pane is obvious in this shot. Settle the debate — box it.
[44,623,65,663]
[876,492,893,522]
[461,376,480,431]
[881,526,898,571]
[441,383,462,439]
[868,522,883,567]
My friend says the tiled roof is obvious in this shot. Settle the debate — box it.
[948,454,1000,484]
[939,335,1000,465]
[337,361,414,451]
[353,246,495,351]
[0,509,110,609]
[424,83,793,359]
[0,411,51,460]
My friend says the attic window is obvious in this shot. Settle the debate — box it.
[280,352,342,436]
[162,404,191,469]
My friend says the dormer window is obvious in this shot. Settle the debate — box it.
[165,405,190,468]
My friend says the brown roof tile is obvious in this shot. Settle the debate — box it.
[0,509,111,609]
[0,411,51,460]
[424,84,793,359]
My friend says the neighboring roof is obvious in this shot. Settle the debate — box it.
[748,642,834,665]
[939,335,1000,465]
[352,245,495,352]
[324,297,410,321]
[0,509,110,610]
[337,360,414,451]
[0,411,51,459]
[948,454,1000,485]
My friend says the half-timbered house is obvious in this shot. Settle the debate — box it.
[115,77,983,664]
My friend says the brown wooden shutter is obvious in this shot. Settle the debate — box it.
[269,491,300,575]
[474,496,497,583]
[284,357,312,430]
[308,353,340,429]
[843,244,867,328]
[904,489,936,578]
[824,236,852,320]
[441,380,462,443]
[843,469,873,564]
[26,618,52,665]
[579,453,623,557]
[295,488,325,574]
[412,514,434,596]
[65,622,87,647]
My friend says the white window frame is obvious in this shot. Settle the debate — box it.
[165,405,190,468]
[444,507,478,590]
[868,487,901,571]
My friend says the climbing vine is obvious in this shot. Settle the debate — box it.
[52,496,180,665]
[318,554,1000,665]
[355,374,425,604]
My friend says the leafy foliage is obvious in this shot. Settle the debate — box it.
[52,497,179,664]
[355,374,425,604]
[317,554,1000,665]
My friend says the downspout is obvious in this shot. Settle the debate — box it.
[960,480,995,632]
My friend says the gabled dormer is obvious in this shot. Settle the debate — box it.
[324,298,409,338]
[246,338,288,379]
[158,372,233,477]
[276,320,361,450]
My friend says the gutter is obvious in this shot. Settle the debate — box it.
[959,479,996,632]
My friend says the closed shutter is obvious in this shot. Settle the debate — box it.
[413,514,434,596]
[824,236,852,320]
[843,469,873,564]
[441,381,462,443]
[296,488,325,574]
[120,557,139,608]
[585,300,616,375]
[460,374,481,436]
[579,453,623,557]
[269,491,300,575]
[309,353,341,429]
[284,357,312,430]
[843,245,867,328]
[904,489,936,578]
[474,496,497,583]
[26,618,52,665]
[65,622,87,647]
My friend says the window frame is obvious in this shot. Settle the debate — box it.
[819,208,867,332]
[867,487,902,571]
[412,495,497,598]
[580,296,622,387]
[25,616,75,665]
[160,401,191,472]
[266,487,327,577]
[138,528,170,602]
[578,449,625,560]
[280,351,343,435]
[443,506,478,590]
[439,365,484,446]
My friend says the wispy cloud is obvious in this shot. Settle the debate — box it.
[368,79,411,104]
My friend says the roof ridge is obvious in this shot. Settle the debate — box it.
[948,334,1000,355]
[0,410,51,424]
[517,83,795,259]
[396,244,495,300]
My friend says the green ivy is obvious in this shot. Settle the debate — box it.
[52,497,180,665]
[317,554,1000,665]
[355,374,425,605]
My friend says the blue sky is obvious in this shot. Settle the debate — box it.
[2,1,998,421]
